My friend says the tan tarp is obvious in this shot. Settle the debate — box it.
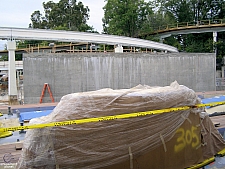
[16,82,225,169]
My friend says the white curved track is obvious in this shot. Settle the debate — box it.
[158,25,225,39]
[0,27,178,52]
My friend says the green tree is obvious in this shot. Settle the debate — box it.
[218,0,225,18]
[30,10,45,29]
[183,33,213,52]
[165,0,193,22]
[102,0,153,37]
[152,0,225,24]
[0,55,8,61]
[153,0,221,54]
[163,36,182,51]
[138,11,176,39]
[216,32,225,59]
[30,0,93,32]
[0,54,22,61]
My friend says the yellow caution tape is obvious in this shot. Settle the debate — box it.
[217,147,225,157]
[188,147,225,168]
[0,106,190,133]
[0,101,224,133]
[0,131,12,138]
[0,112,3,117]
[187,157,215,169]
[197,101,225,108]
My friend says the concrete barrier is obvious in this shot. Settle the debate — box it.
[23,53,216,104]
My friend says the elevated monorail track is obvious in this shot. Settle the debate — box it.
[0,27,178,52]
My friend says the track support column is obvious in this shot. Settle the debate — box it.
[7,40,18,105]
[213,31,217,54]
[115,44,123,53]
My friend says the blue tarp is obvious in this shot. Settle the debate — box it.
[201,96,225,109]
[205,156,225,169]
[19,110,53,122]
[13,106,55,113]
[202,95,225,104]
[202,96,225,168]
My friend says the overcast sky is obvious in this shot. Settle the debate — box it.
[0,0,105,49]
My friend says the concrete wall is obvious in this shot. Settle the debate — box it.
[23,53,216,104]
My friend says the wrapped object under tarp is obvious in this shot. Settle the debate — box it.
[16,81,225,169]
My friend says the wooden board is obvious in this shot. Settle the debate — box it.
[0,142,22,163]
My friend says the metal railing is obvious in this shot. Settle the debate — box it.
[0,61,23,68]
[216,78,225,86]
[153,19,225,34]
[16,42,70,49]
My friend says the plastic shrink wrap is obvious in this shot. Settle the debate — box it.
[16,81,225,169]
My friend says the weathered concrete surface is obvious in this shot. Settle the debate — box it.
[23,53,216,104]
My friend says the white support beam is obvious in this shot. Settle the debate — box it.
[7,40,18,105]
[213,31,217,54]
[213,31,217,43]
[115,44,123,53]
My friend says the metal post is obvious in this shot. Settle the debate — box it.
[19,122,26,134]
[8,106,12,115]
[160,38,164,43]
[222,66,225,78]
